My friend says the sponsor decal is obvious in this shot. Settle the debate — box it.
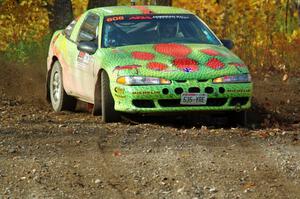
[132,91,160,95]
[114,87,125,94]
[77,51,92,69]
[152,15,190,19]
[115,94,126,98]
[226,89,251,93]
[105,15,190,23]
[106,16,125,22]
[129,16,153,20]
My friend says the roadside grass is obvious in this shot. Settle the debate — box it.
[0,34,51,72]
[0,35,51,104]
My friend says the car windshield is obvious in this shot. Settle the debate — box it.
[102,14,221,48]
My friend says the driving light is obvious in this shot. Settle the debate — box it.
[116,76,171,85]
[213,74,251,83]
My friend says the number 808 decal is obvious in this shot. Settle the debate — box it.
[106,16,125,22]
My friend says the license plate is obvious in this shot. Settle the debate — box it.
[180,93,208,105]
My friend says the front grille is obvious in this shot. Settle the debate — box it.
[162,88,169,95]
[174,88,184,95]
[205,87,214,94]
[197,79,208,82]
[175,80,187,83]
[158,98,227,107]
[188,87,200,93]
[132,100,155,108]
[230,97,249,106]
[219,87,225,94]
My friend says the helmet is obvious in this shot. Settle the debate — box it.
[158,21,179,38]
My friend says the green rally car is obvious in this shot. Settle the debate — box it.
[46,6,253,123]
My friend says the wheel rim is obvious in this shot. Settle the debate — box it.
[51,70,61,103]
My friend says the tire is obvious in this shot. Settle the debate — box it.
[92,77,102,116]
[49,61,77,112]
[101,71,121,123]
[227,111,248,127]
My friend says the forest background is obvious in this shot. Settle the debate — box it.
[0,0,299,75]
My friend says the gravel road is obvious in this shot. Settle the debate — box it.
[0,60,299,198]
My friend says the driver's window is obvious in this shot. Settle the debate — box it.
[64,20,77,39]
[77,14,100,43]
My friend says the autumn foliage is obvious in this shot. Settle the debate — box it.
[174,0,300,72]
[0,0,49,51]
[0,0,299,72]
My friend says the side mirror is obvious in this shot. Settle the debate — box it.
[77,42,98,55]
[221,39,234,50]
[79,31,95,42]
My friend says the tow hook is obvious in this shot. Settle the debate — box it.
[235,103,242,112]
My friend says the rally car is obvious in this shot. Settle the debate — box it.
[46,6,253,123]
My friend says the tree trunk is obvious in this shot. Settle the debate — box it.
[285,0,290,33]
[297,1,300,27]
[87,0,117,9]
[48,0,73,32]
[298,9,300,27]
[156,0,172,6]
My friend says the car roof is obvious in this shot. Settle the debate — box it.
[90,6,192,16]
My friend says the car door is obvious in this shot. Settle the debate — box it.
[71,13,100,102]
[61,19,78,94]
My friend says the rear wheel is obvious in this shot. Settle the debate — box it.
[101,71,121,123]
[49,61,76,112]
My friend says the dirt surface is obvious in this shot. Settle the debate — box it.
[0,60,300,199]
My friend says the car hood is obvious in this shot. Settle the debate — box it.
[99,43,249,80]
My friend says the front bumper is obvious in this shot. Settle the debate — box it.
[111,79,253,113]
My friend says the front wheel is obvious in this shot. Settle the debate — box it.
[101,71,121,123]
[49,61,77,112]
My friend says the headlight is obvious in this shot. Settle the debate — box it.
[116,76,171,85]
[213,74,251,83]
